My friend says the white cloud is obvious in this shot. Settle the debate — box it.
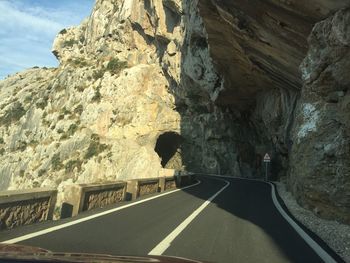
[0,1,94,79]
[0,2,64,36]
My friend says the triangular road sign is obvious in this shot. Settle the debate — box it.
[264,153,271,162]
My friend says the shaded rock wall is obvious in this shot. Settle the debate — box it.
[289,8,350,223]
[192,0,350,223]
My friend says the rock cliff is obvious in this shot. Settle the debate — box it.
[0,0,349,223]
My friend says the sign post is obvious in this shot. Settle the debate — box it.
[263,153,271,181]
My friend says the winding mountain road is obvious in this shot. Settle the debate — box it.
[0,175,343,263]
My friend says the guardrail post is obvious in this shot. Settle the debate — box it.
[61,184,83,218]
[126,180,139,201]
[175,171,181,187]
[47,191,58,220]
[159,177,165,192]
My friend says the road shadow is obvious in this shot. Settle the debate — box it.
[177,175,344,263]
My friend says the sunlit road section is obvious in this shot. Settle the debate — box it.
[0,176,341,263]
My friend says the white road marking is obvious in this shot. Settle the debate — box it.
[1,180,201,244]
[269,183,337,263]
[202,174,337,263]
[148,178,230,256]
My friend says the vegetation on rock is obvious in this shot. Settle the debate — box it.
[51,153,63,171]
[106,58,128,75]
[0,102,26,126]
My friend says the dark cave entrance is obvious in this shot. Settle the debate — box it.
[155,132,182,167]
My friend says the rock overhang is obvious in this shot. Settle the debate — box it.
[197,0,350,112]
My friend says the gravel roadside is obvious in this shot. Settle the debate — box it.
[275,182,350,263]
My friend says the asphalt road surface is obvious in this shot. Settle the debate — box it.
[0,175,343,263]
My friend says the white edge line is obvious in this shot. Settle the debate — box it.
[1,180,201,245]
[269,183,336,263]
[202,173,337,263]
[148,178,230,256]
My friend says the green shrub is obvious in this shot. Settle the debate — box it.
[38,169,46,177]
[92,69,105,80]
[29,140,39,148]
[42,118,51,126]
[57,128,64,134]
[84,134,109,160]
[19,170,25,177]
[67,123,78,136]
[36,99,48,110]
[91,133,100,142]
[85,142,108,160]
[58,107,71,120]
[51,153,62,171]
[67,58,89,67]
[65,159,82,173]
[59,29,67,35]
[75,86,86,92]
[60,134,68,140]
[0,148,5,155]
[17,141,27,151]
[62,39,78,48]
[0,102,26,125]
[106,58,127,75]
[24,96,32,104]
[74,105,84,115]
[0,138,4,144]
[91,88,101,103]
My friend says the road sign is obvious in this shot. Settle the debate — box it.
[263,153,271,162]
[263,153,270,182]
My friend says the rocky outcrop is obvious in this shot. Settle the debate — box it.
[289,8,350,223]
[0,0,349,223]
[193,0,350,222]
[0,0,181,209]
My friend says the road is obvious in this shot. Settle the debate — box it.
[0,175,343,263]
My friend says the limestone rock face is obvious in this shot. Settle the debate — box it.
[0,0,183,209]
[1,0,350,223]
[289,8,350,223]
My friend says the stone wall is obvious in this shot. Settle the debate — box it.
[165,178,176,190]
[138,181,159,197]
[83,187,125,211]
[62,182,127,217]
[0,189,57,230]
[0,198,49,230]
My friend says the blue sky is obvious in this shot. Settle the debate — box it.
[0,0,95,80]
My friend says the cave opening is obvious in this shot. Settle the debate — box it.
[155,132,182,167]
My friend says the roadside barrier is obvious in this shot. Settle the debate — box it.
[0,170,196,230]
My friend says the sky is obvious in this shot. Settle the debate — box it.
[0,0,95,80]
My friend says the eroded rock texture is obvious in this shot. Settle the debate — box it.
[290,9,350,223]
[194,0,350,223]
[0,0,349,222]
